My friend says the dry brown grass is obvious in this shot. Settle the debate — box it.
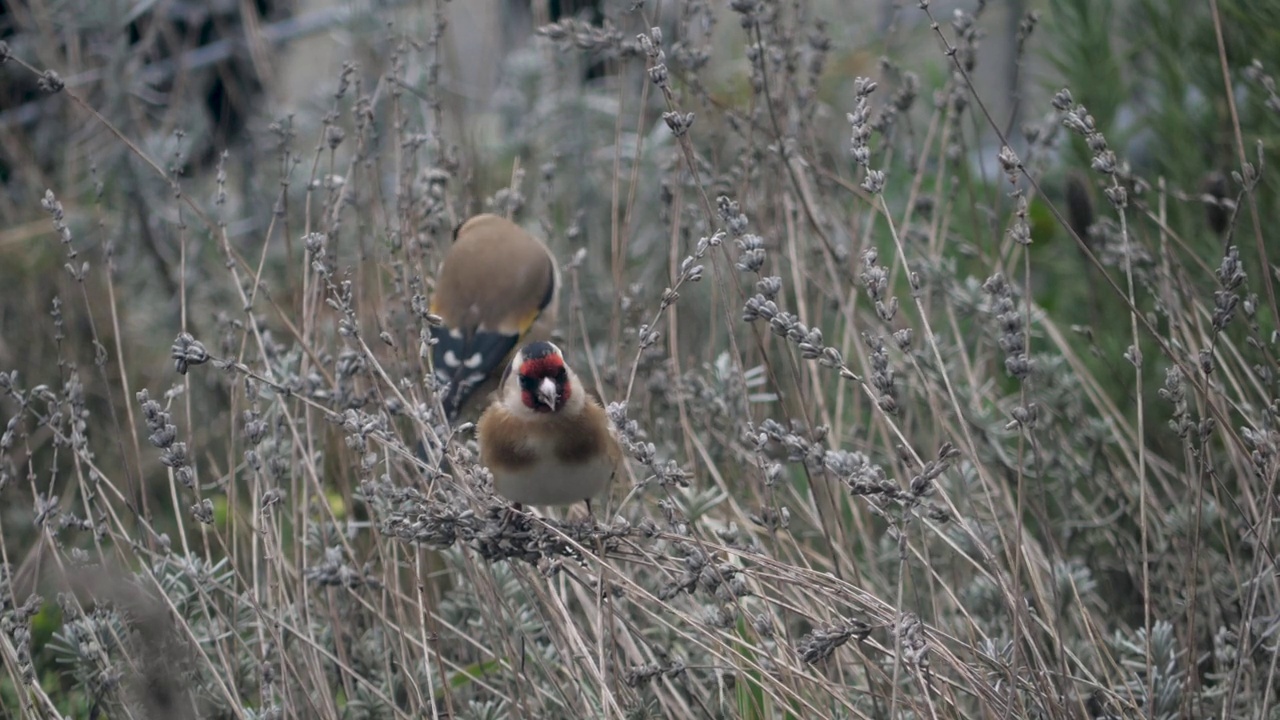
[1,1,1279,718]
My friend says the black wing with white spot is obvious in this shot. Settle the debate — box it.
[430,325,519,420]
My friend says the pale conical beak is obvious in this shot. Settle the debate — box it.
[537,377,559,411]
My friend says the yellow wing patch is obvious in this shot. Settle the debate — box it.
[499,306,545,337]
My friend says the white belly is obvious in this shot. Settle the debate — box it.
[492,455,614,506]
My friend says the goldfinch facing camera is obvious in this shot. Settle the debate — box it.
[430,214,560,422]
[477,342,620,511]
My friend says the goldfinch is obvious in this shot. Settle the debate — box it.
[430,214,560,422]
[477,341,620,512]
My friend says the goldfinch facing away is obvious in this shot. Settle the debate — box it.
[430,214,560,422]
[477,342,620,510]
